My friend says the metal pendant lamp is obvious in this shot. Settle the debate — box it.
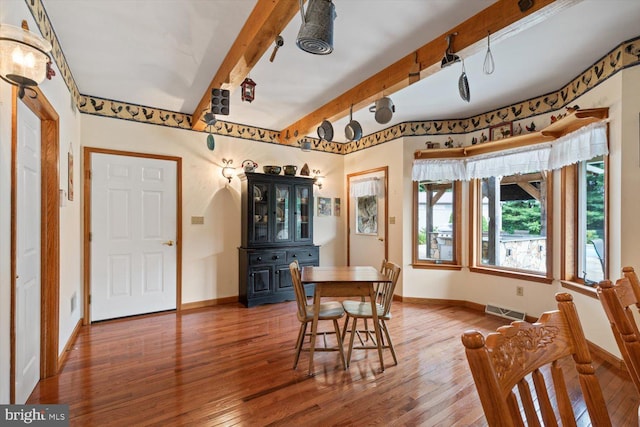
[296,0,336,55]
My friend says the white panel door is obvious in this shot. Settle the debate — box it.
[349,170,386,267]
[15,101,41,403]
[91,153,177,321]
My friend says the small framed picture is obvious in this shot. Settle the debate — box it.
[68,144,74,201]
[317,197,332,217]
[334,198,341,216]
[489,122,513,141]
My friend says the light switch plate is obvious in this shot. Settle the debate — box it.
[191,216,204,225]
[389,216,396,224]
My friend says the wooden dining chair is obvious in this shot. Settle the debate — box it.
[597,267,640,395]
[341,260,401,367]
[289,261,346,370]
[462,292,611,427]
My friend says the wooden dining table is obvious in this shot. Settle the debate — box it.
[300,265,391,375]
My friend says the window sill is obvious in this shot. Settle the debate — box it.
[560,280,598,299]
[411,262,463,271]
[469,266,553,284]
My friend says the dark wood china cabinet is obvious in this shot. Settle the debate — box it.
[239,172,318,307]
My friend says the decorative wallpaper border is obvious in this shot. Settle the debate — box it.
[25,0,640,155]
[26,0,81,108]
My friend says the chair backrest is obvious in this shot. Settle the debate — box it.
[462,292,611,427]
[289,261,308,322]
[597,269,640,395]
[378,261,401,316]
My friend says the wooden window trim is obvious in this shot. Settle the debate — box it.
[560,140,609,294]
[412,180,462,268]
[469,173,554,282]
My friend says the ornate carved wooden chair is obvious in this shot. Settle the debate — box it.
[341,260,401,367]
[462,292,611,426]
[597,267,640,395]
[289,261,346,370]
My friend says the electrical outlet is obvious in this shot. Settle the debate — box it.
[516,286,524,296]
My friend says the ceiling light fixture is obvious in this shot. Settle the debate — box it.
[0,20,54,99]
[296,0,336,55]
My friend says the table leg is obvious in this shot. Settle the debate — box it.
[370,284,385,372]
[308,285,321,376]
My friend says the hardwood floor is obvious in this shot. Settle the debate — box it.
[29,301,639,426]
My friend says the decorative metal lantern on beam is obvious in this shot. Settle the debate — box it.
[241,77,256,103]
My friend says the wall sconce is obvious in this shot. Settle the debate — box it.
[240,77,256,103]
[312,169,324,189]
[221,158,235,183]
[0,21,53,99]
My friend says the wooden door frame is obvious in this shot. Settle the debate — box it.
[10,86,60,402]
[346,166,388,266]
[83,147,183,325]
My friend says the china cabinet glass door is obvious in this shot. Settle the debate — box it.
[252,182,270,243]
[296,186,311,241]
[275,184,291,242]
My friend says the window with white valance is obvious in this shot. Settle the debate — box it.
[412,110,609,182]
[410,107,609,283]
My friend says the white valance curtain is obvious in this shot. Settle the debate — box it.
[412,121,608,181]
[350,177,381,197]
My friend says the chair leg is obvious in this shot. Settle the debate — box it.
[346,317,358,368]
[380,320,397,365]
[293,322,307,369]
[342,314,350,343]
[333,319,347,370]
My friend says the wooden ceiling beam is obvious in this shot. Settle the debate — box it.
[279,0,576,143]
[192,0,301,131]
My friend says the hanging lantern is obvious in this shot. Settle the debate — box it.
[241,77,256,103]
[0,21,53,99]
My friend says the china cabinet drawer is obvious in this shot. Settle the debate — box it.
[287,247,319,263]
[249,251,286,264]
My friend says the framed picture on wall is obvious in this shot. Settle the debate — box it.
[317,197,332,216]
[68,143,74,201]
[489,122,513,141]
[334,198,341,216]
[356,195,377,235]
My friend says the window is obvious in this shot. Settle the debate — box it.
[471,171,553,281]
[561,156,607,287]
[413,180,461,268]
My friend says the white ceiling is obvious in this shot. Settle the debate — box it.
[44,0,640,143]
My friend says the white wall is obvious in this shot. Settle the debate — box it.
[81,115,345,304]
[0,0,83,402]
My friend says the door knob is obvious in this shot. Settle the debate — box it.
[162,240,175,246]
[378,237,384,242]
